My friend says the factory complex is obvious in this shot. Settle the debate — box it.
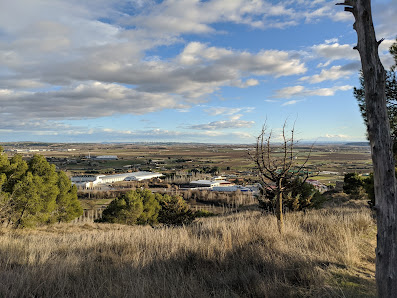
[188,177,259,193]
[71,171,163,188]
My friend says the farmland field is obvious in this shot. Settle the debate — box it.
[1,142,372,186]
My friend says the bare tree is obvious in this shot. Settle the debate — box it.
[249,122,311,233]
[337,0,397,296]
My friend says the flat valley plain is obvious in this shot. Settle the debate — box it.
[1,142,372,185]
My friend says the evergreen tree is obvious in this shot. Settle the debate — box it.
[99,190,195,226]
[11,172,44,228]
[137,189,160,225]
[157,195,195,226]
[100,191,145,225]
[0,149,82,227]
[354,38,397,142]
[4,154,28,192]
[27,155,59,222]
[54,171,83,223]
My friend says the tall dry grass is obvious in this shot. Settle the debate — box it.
[0,206,375,297]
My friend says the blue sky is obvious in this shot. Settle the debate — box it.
[0,0,396,143]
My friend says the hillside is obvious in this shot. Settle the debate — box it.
[0,203,376,297]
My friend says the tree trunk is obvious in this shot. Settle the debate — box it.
[340,0,397,295]
[276,179,284,234]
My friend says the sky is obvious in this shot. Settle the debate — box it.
[0,0,396,144]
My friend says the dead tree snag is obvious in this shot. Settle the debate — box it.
[337,0,397,296]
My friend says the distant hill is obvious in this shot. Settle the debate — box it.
[345,142,370,146]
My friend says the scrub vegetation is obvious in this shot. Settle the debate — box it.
[0,203,375,298]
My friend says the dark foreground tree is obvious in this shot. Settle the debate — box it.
[337,0,397,296]
[249,122,312,233]
[0,148,83,228]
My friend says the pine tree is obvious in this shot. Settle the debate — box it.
[354,38,397,143]
[0,150,83,228]
[54,171,83,223]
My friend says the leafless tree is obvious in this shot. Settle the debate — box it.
[249,122,312,233]
[337,0,397,296]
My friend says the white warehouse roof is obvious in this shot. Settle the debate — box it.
[124,171,163,181]
[72,171,163,188]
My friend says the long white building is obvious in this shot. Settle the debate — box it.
[72,171,163,188]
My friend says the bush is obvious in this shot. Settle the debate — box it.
[258,178,322,212]
[194,209,216,218]
[158,195,196,226]
[343,173,367,200]
[99,189,160,225]
[343,173,375,205]
[98,190,196,226]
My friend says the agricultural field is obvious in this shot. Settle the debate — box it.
[1,142,372,186]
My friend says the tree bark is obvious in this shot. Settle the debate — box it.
[276,179,284,234]
[337,0,397,296]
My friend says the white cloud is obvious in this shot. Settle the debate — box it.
[0,82,183,120]
[299,65,355,83]
[0,0,394,142]
[282,100,302,106]
[203,106,255,116]
[312,42,359,61]
[373,2,397,39]
[188,119,255,130]
[310,39,395,68]
[273,85,353,98]
[323,134,349,139]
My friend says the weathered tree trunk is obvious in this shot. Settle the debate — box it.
[276,179,284,234]
[337,0,397,296]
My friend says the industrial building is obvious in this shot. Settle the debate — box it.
[189,179,234,188]
[95,155,118,160]
[72,171,163,188]
[211,185,252,192]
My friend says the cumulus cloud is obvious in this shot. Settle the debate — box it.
[310,38,395,68]
[0,82,182,120]
[299,65,357,84]
[311,42,359,61]
[273,85,353,98]
[372,2,397,39]
[0,0,394,141]
[188,119,255,130]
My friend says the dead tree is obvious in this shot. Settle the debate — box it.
[337,0,397,296]
[249,122,311,233]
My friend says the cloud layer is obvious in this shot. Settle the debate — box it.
[0,0,395,142]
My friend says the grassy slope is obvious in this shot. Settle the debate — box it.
[0,206,375,298]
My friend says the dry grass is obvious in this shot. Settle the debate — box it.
[0,205,376,298]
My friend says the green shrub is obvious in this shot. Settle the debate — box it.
[194,209,216,218]
[99,189,159,225]
[259,178,322,212]
[158,195,196,226]
[343,173,377,205]
[98,190,195,226]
